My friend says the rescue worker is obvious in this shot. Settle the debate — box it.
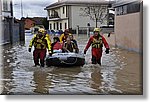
[28,28,52,67]
[59,29,72,43]
[51,36,63,53]
[84,28,109,65]
[62,37,79,53]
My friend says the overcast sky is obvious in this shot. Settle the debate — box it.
[13,0,57,19]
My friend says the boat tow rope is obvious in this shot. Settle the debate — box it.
[59,56,78,65]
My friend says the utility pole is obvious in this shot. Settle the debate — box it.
[21,0,23,17]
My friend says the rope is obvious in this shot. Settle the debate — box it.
[59,54,78,65]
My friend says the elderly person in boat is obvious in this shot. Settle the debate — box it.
[62,37,79,53]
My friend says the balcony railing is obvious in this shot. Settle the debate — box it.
[49,14,60,19]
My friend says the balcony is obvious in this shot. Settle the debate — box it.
[48,13,60,20]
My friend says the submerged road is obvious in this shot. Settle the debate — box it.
[0,33,142,95]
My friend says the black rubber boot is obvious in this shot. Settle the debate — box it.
[92,56,97,64]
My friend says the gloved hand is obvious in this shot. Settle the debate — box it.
[84,49,87,54]
[105,48,109,54]
[49,53,52,56]
[28,48,31,52]
[48,50,52,56]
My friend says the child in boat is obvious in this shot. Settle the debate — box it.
[51,36,63,53]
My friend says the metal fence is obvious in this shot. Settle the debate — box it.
[1,22,10,45]
[0,18,25,45]
[76,26,114,37]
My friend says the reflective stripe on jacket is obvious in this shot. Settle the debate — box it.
[59,33,72,43]
[29,34,51,51]
[63,41,76,52]
[85,35,109,50]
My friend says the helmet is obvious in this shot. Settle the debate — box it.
[38,28,45,34]
[93,28,101,33]
[64,29,69,33]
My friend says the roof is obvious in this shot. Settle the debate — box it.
[45,0,115,10]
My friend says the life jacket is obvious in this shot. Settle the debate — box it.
[91,36,103,48]
[64,41,76,52]
[60,33,72,43]
[53,42,63,50]
[62,35,67,43]
[33,34,48,49]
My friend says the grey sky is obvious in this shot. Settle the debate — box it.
[13,0,57,19]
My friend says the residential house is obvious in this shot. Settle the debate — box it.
[33,17,45,28]
[23,18,35,30]
[45,0,113,32]
[112,0,143,53]
[0,0,14,44]
[0,0,25,45]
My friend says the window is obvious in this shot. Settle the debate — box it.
[116,2,140,16]
[65,23,67,29]
[50,23,52,29]
[3,0,8,11]
[63,7,65,14]
[66,6,68,17]
[127,3,140,13]
[53,23,55,30]
[60,23,62,29]
[57,22,59,30]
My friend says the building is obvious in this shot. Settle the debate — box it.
[0,0,2,42]
[0,0,25,45]
[45,0,113,32]
[33,17,44,26]
[0,0,14,45]
[23,17,48,31]
[23,18,35,30]
[113,0,143,53]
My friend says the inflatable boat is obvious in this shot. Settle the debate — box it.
[46,52,85,67]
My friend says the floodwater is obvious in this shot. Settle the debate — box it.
[0,33,142,95]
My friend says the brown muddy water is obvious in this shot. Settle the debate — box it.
[0,34,142,95]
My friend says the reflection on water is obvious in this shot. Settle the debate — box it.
[0,34,142,95]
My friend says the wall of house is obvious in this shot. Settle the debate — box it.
[70,5,107,30]
[114,12,142,53]
[24,19,35,30]
[60,6,67,19]
[1,0,11,17]
[0,0,2,44]
[49,19,68,31]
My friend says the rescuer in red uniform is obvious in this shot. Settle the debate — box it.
[84,28,109,65]
[29,28,52,67]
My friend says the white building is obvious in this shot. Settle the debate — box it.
[45,0,113,32]
[1,0,13,19]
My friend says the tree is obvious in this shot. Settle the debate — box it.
[42,17,49,30]
[80,5,108,27]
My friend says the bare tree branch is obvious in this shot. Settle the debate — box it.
[80,5,108,27]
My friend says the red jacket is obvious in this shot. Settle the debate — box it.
[52,42,63,50]
[85,35,109,50]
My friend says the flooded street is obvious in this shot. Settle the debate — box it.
[0,34,142,95]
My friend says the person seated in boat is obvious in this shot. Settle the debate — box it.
[69,34,78,48]
[59,29,72,43]
[51,36,63,53]
[62,37,79,53]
